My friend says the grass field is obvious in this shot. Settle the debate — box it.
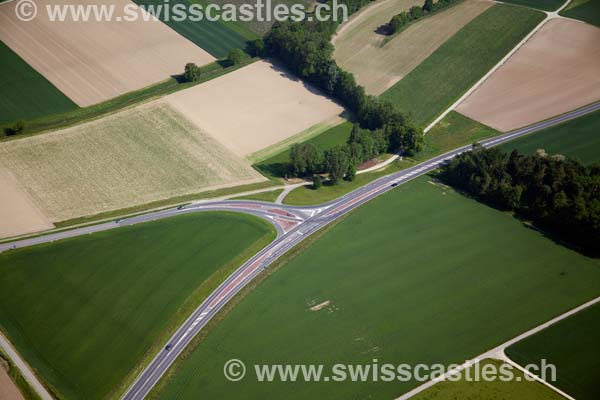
[500,0,564,11]
[153,175,600,400]
[133,0,256,58]
[0,212,275,400]
[381,4,544,127]
[333,0,491,94]
[506,303,600,400]
[411,359,565,400]
[232,189,283,202]
[283,112,499,205]
[0,102,264,223]
[561,0,600,27]
[500,109,600,164]
[0,42,76,125]
[256,121,354,178]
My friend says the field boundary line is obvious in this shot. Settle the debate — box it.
[0,331,53,400]
[397,294,600,399]
[423,2,560,133]
[497,351,575,400]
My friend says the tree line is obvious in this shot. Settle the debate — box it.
[256,16,423,158]
[289,124,389,183]
[439,146,600,254]
[386,0,459,35]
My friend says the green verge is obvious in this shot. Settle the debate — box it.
[152,175,600,400]
[0,212,275,400]
[255,121,354,178]
[0,58,257,140]
[0,42,76,125]
[283,112,500,205]
[381,4,545,127]
[499,108,600,165]
[506,303,600,400]
[232,189,284,202]
[561,0,600,28]
[500,0,564,11]
[0,349,42,400]
[411,359,565,400]
[132,0,256,58]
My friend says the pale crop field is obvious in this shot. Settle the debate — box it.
[0,0,214,106]
[456,18,600,131]
[0,103,264,223]
[166,60,345,157]
[332,0,492,94]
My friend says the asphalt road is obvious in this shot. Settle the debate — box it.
[1,101,598,400]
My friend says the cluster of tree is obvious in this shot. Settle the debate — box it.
[184,49,246,82]
[439,146,600,254]
[261,18,423,155]
[289,125,389,184]
[387,0,459,34]
[4,120,26,136]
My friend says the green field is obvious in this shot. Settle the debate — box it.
[232,189,283,202]
[132,0,256,58]
[256,121,354,178]
[381,4,544,127]
[506,303,600,400]
[0,212,275,400]
[500,109,600,164]
[412,359,565,400]
[0,42,76,125]
[561,0,600,27]
[500,0,564,11]
[153,176,600,400]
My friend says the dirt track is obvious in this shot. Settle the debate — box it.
[0,0,214,106]
[333,0,492,94]
[166,60,344,157]
[456,18,600,131]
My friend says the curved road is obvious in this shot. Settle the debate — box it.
[1,101,598,400]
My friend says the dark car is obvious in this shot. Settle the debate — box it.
[177,205,185,210]
[390,183,398,187]
[165,344,173,351]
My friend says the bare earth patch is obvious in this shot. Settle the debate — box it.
[456,18,600,131]
[0,364,24,400]
[309,300,331,311]
[333,0,492,94]
[166,60,344,157]
[0,0,214,106]
[0,169,54,239]
[0,103,264,222]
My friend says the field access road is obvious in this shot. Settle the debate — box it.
[1,101,598,400]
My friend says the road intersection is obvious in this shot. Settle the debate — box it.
[1,101,598,400]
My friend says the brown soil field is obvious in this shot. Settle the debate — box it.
[0,0,214,107]
[332,0,492,94]
[0,369,24,400]
[0,103,264,222]
[456,18,600,131]
[166,60,345,157]
[0,169,54,239]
